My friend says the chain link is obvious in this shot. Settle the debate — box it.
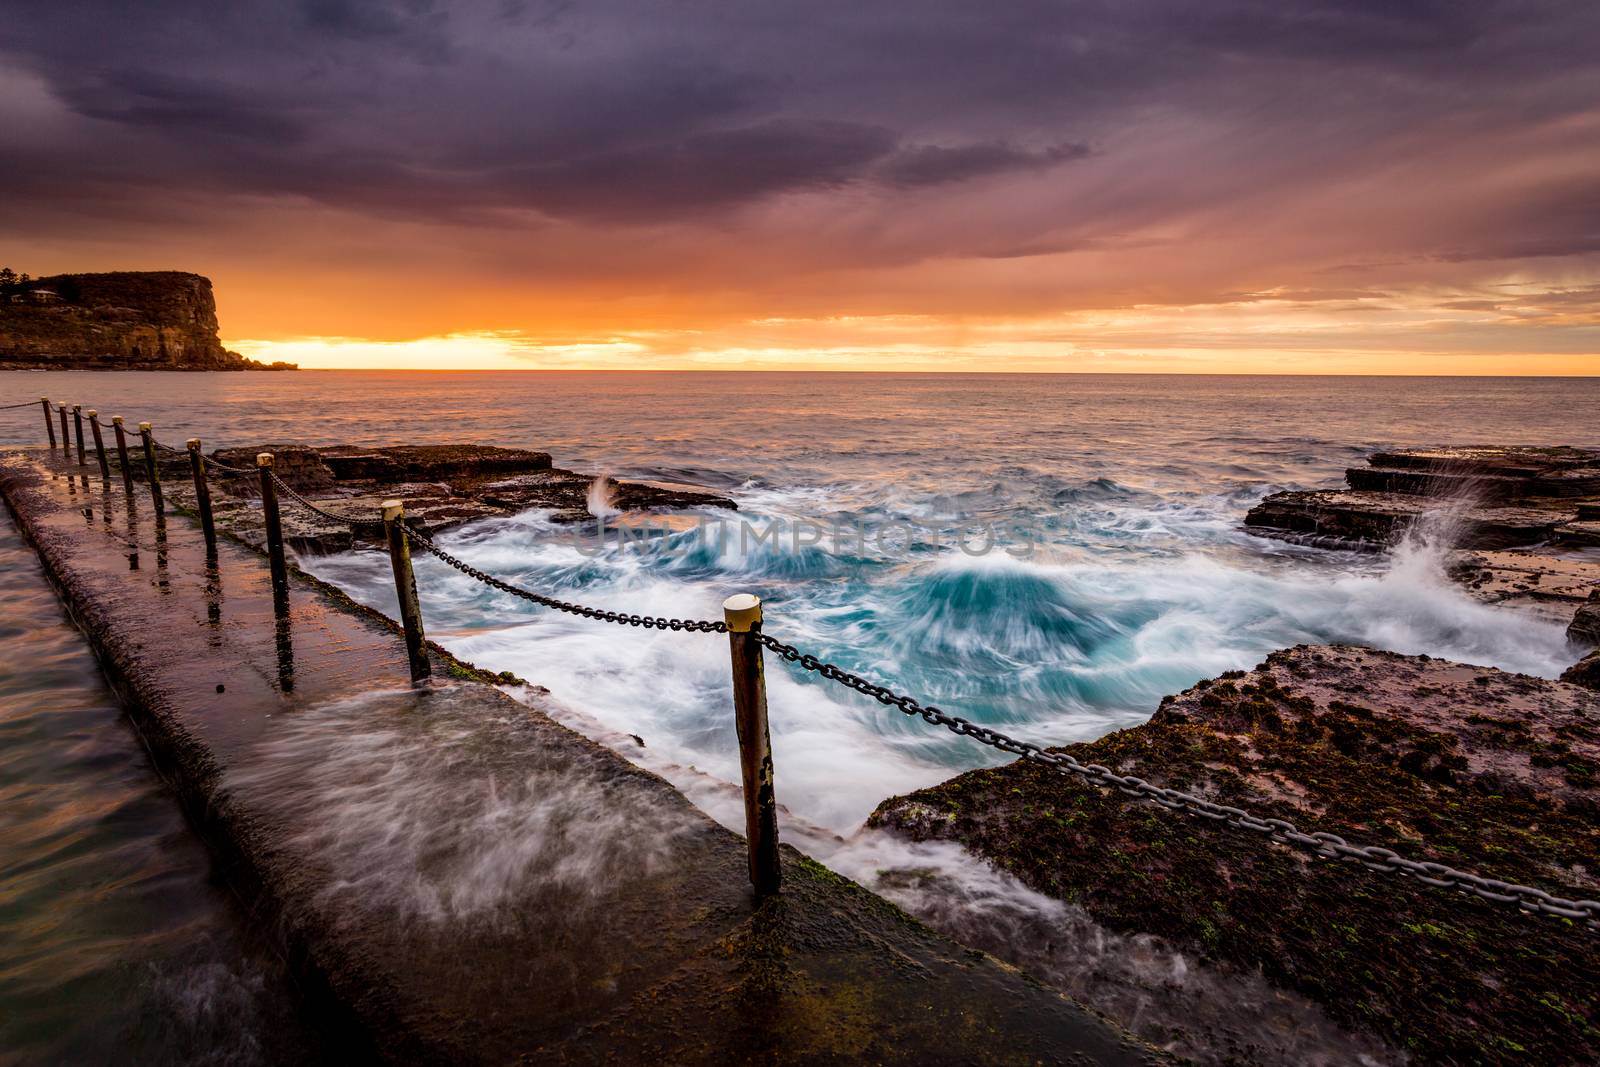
[753,631,1600,929]
[203,454,260,476]
[0,400,46,409]
[407,525,728,633]
[267,472,388,529]
[147,437,258,476]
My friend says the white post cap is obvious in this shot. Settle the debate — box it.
[723,593,763,632]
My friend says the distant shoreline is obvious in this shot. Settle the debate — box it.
[0,362,297,372]
[1,365,1596,378]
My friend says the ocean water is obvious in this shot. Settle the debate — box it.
[2,370,1596,1061]
[0,508,323,1065]
[4,371,1594,838]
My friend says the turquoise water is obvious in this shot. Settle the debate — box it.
[4,372,1594,831]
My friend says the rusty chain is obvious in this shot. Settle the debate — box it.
[406,525,728,633]
[58,407,1600,930]
[147,437,258,476]
[753,631,1600,929]
[267,471,389,529]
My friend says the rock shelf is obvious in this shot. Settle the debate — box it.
[872,644,1600,1065]
[1245,445,1600,641]
[138,442,736,553]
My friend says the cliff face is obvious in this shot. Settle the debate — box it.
[0,271,288,370]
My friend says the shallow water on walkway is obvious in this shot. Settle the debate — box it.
[0,509,322,1065]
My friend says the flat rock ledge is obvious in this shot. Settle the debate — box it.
[1246,445,1600,551]
[139,442,736,552]
[1245,446,1600,639]
[870,645,1600,1065]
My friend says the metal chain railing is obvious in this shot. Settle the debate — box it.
[267,471,388,529]
[148,437,245,473]
[0,400,43,409]
[407,526,728,633]
[36,398,1600,930]
[752,631,1600,927]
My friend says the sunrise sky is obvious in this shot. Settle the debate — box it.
[3,1,1598,372]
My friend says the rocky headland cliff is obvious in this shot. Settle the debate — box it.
[0,270,293,370]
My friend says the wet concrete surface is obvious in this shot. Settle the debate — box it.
[0,447,1164,1066]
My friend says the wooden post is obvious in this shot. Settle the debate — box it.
[188,438,217,555]
[138,422,163,513]
[111,417,135,495]
[72,406,86,466]
[87,411,111,480]
[724,593,781,896]
[382,499,431,681]
[40,397,55,448]
[258,453,290,606]
[57,405,70,459]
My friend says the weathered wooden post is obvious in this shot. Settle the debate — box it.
[723,592,781,896]
[188,438,217,555]
[87,412,111,481]
[72,406,86,466]
[57,405,70,459]
[258,453,290,606]
[138,422,163,513]
[382,499,431,681]
[111,417,135,495]
[40,397,56,448]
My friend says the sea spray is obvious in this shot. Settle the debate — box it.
[586,474,619,520]
[295,444,1569,1062]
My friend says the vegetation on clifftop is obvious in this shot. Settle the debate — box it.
[0,269,295,370]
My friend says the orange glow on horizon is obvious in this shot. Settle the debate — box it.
[228,284,1600,374]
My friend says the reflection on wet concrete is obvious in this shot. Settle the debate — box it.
[205,560,224,635]
[154,520,169,592]
[274,613,295,693]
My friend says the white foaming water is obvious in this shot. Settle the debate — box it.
[304,487,1573,833]
[298,456,1569,1067]
[586,474,619,519]
[226,686,700,925]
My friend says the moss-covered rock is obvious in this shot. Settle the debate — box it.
[870,644,1600,1065]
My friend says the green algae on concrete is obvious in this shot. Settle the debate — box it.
[0,448,1163,1066]
[871,644,1600,1065]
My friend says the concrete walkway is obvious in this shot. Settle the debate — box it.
[0,447,1164,1066]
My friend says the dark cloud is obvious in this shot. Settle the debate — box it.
[502,120,898,221]
[54,68,309,145]
[1437,181,1600,262]
[0,0,1596,275]
[877,141,1090,188]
